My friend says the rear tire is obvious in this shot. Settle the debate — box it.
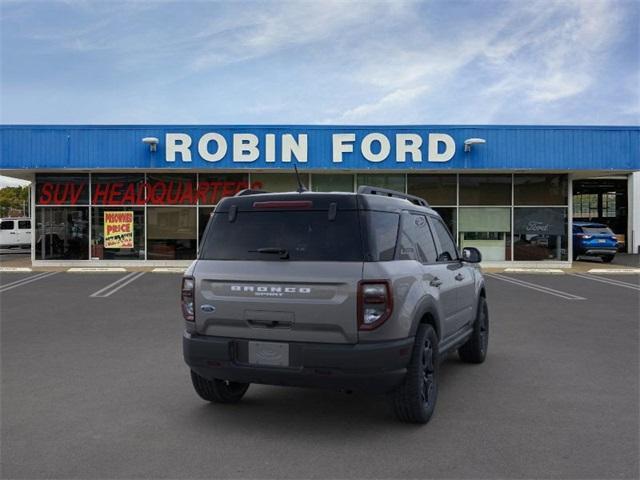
[389,324,438,424]
[190,370,249,404]
[458,296,489,364]
[601,255,614,263]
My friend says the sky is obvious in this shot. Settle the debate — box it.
[0,0,639,127]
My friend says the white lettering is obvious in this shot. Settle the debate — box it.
[332,133,355,163]
[198,133,227,163]
[166,133,192,162]
[265,134,276,163]
[233,134,259,162]
[282,134,308,163]
[428,133,455,162]
[361,133,391,163]
[396,134,423,162]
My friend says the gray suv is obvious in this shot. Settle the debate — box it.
[182,186,488,423]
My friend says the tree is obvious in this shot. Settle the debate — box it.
[0,186,29,217]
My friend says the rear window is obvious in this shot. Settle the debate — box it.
[582,226,614,235]
[1,221,14,230]
[200,210,363,261]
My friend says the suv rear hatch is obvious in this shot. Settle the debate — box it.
[193,194,364,344]
[579,225,618,249]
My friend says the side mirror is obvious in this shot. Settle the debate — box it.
[462,247,482,263]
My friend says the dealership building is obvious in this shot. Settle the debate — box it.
[1,125,638,267]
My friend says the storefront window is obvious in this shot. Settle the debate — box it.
[147,207,197,260]
[459,175,511,205]
[407,175,456,205]
[514,174,567,205]
[36,174,89,205]
[357,174,405,192]
[91,173,145,205]
[198,207,215,243]
[35,207,89,259]
[197,173,251,205]
[251,173,309,192]
[432,207,456,238]
[90,208,145,260]
[514,208,568,261]
[147,173,197,205]
[459,207,511,261]
[311,174,354,192]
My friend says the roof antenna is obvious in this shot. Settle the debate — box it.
[294,164,307,193]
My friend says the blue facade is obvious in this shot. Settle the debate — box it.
[1,125,639,171]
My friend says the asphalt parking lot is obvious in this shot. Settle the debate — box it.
[1,270,638,479]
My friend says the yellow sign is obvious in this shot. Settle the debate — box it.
[104,211,134,248]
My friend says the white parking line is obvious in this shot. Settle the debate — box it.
[486,273,586,300]
[570,273,640,291]
[90,272,146,298]
[587,268,640,274]
[0,272,59,293]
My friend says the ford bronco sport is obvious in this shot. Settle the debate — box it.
[182,186,488,423]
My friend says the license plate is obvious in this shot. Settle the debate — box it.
[248,341,289,367]
[597,239,606,243]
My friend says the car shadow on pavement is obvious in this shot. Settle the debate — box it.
[180,356,470,434]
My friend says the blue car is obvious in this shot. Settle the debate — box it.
[572,222,619,262]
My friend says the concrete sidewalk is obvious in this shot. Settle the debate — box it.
[2,248,639,274]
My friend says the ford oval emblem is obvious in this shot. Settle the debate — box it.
[200,304,216,313]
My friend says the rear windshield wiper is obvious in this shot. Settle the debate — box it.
[248,247,290,259]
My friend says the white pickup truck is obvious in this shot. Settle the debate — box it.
[0,217,32,249]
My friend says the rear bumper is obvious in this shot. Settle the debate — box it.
[580,247,617,256]
[183,332,414,393]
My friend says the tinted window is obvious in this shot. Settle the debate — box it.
[91,173,146,205]
[18,220,31,229]
[200,210,363,261]
[430,217,458,261]
[460,174,511,205]
[1,220,14,230]
[398,214,437,263]
[515,174,568,205]
[36,174,89,205]
[366,211,399,261]
[407,175,456,205]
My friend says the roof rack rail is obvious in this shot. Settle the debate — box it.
[357,185,429,207]
[234,188,269,196]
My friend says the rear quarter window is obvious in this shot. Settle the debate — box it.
[364,211,399,261]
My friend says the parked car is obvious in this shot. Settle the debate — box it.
[182,186,488,424]
[0,217,31,249]
[572,222,618,262]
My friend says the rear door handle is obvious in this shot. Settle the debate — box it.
[455,273,465,281]
[429,277,442,287]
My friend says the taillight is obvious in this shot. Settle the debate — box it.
[181,276,195,322]
[358,281,393,331]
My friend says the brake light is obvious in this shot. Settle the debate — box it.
[181,276,195,322]
[253,200,312,209]
[358,281,393,330]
